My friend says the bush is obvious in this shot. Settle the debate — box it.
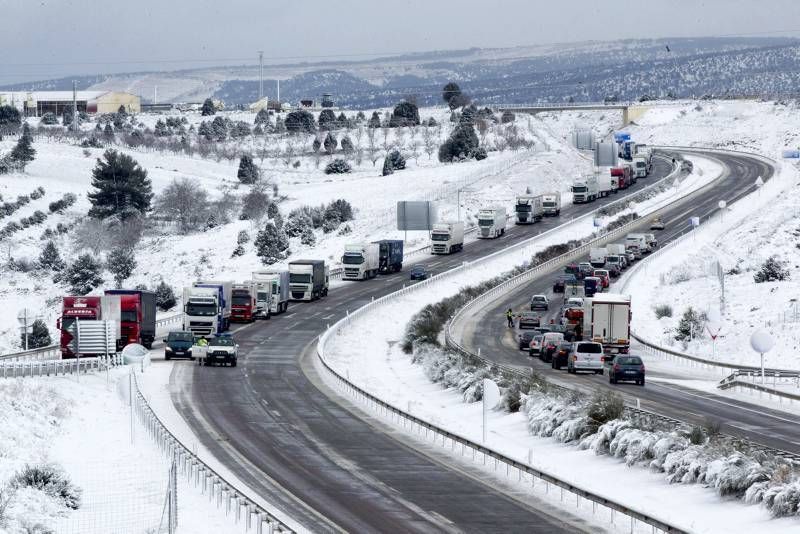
[284,110,316,133]
[12,464,81,510]
[61,253,104,294]
[323,132,338,154]
[674,307,704,342]
[23,319,51,349]
[318,109,336,130]
[325,159,351,174]
[389,100,420,127]
[325,199,353,222]
[237,230,250,244]
[155,280,176,311]
[201,98,216,116]
[586,390,624,432]
[754,256,789,283]
[237,154,260,184]
[40,112,58,125]
[654,304,673,319]
[438,124,480,162]
[501,110,516,123]
[48,193,77,214]
[254,222,289,265]
[382,150,406,176]
[240,185,271,221]
[231,244,245,257]
[154,178,209,234]
[284,212,314,237]
[106,247,136,288]
[300,226,316,246]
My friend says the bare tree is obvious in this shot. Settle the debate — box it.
[409,138,421,164]
[381,127,392,152]
[476,118,489,146]
[421,126,437,160]
[154,177,210,234]
[72,218,114,254]
[366,127,380,167]
[394,127,407,152]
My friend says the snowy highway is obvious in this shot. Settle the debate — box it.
[454,150,800,455]
[169,158,678,532]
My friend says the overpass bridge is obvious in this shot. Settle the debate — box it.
[494,102,652,126]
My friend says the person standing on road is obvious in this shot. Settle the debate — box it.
[506,308,514,328]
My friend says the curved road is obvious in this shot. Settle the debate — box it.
[459,151,800,455]
[169,157,677,532]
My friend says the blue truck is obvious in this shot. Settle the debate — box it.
[373,239,404,274]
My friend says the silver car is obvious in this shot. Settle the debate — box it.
[568,342,604,374]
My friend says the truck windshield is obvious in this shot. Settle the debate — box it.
[515,205,531,212]
[342,254,364,264]
[186,303,216,316]
[542,202,555,207]
[257,291,269,301]
[120,311,137,322]
[572,186,587,193]
[232,296,251,305]
[478,218,494,227]
[431,233,450,241]
[271,283,278,295]
[61,317,75,331]
[290,273,311,283]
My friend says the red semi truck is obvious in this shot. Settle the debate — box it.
[58,296,105,358]
[105,289,157,350]
[231,283,258,323]
[610,166,633,190]
[58,290,156,358]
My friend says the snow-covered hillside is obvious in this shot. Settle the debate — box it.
[0,105,613,354]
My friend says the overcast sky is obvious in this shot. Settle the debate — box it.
[2,0,799,84]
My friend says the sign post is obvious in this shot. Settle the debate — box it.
[750,329,775,383]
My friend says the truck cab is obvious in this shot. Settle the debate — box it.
[632,156,648,178]
[430,222,465,254]
[571,177,598,204]
[515,195,543,224]
[342,243,379,280]
[289,260,329,301]
[541,193,561,216]
[105,289,157,350]
[231,283,258,322]
[477,207,507,238]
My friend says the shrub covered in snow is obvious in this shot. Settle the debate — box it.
[324,158,351,175]
[12,464,81,510]
[674,306,704,342]
[653,304,673,319]
[61,253,104,294]
[753,256,789,283]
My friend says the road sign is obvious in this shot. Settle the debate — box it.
[76,320,116,355]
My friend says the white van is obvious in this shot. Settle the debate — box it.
[568,341,604,374]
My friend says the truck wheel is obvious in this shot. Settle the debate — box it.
[165,354,171,361]
[231,360,237,367]
[266,312,271,320]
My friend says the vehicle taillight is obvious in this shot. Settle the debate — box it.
[641,365,645,372]
[572,355,577,361]
[613,364,620,372]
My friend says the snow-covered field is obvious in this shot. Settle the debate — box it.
[0,105,615,354]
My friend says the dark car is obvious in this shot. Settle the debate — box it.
[164,330,195,360]
[606,264,622,278]
[203,335,239,367]
[552,274,576,293]
[409,265,430,280]
[518,330,536,350]
[551,342,573,370]
[608,355,646,385]
[564,263,583,280]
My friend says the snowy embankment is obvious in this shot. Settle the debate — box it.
[0,372,240,534]
[620,151,800,371]
[319,157,785,532]
[0,106,613,354]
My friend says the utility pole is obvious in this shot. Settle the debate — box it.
[277,79,280,104]
[258,51,264,101]
[72,80,78,131]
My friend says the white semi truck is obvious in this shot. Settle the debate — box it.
[252,270,290,315]
[477,207,507,238]
[342,242,380,280]
[288,260,329,301]
[183,280,233,337]
[571,175,599,203]
[430,222,465,254]
[541,192,562,216]
[514,195,544,224]
[632,156,649,178]
[582,293,632,355]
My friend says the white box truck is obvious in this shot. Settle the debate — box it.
[625,233,649,253]
[582,293,631,354]
[342,242,380,280]
[477,207,507,238]
[253,270,290,315]
[632,156,648,178]
[571,175,599,203]
[288,260,329,301]
[430,222,465,254]
[589,247,607,268]
[597,173,617,198]
[515,195,544,224]
[183,280,233,336]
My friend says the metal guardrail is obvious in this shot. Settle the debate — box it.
[315,155,690,534]
[0,354,123,378]
[0,312,185,362]
[128,371,295,534]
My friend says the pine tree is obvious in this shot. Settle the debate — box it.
[155,280,177,311]
[340,135,354,154]
[102,123,115,141]
[318,109,336,130]
[154,119,169,137]
[39,240,65,271]
[323,132,338,155]
[62,253,104,294]
[201,98,216,116]
[0,105,22,135]
[237,154,260,184]
[254,108,270,126]
[300,226,316,246]
[23,319,51,349]
[337,112,348,128]
[382,156,394,176]
[367,111,381,128]
[254,222,289,265]
[284,110,315,133]
[88,150,153,220]
[438,124,480,162]
[312,136,322,153]
[107,247,136,288]
[389,100,420,127]
[10,123,36,171]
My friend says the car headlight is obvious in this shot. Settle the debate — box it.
[165,347,173,352]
